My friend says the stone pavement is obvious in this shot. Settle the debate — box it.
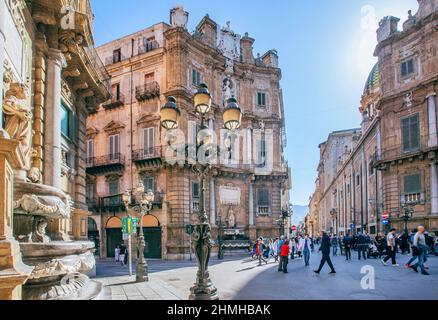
[94,252,438,300]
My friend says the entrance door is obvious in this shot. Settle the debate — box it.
[141,227,162,259]
[88,218,100,256]
[106,228,122,258]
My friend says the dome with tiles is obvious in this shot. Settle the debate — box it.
[363,63,380,96]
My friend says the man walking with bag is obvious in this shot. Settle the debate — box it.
[314,231,336,275]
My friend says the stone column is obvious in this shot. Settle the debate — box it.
[431,162,438,216]
[0,0,7,136]
[210,177,216,224]
[44,49,66,189]
[0,138,33,300]
[249,182,254,225]
[427,93,437,147]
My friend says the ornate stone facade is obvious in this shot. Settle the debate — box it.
[86,6,291,260]
[310,0,438,236]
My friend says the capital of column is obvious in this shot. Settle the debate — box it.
[47,48,67,68]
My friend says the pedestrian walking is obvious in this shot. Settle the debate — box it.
[409,226,430,275]
[289,237,296,260]
[278,240,290,273]
[256,238,268,266]
[273,237,279,262]
[356,232,367,260]
[332,235,339,256]
[381,228,399,267]
[115,245,120,263]
[297,235,303,258]
[120,246,126,267]
[343,232,352,261]
[300,234,312,266]
[314,231,336,275]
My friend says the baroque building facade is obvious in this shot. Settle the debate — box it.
[0,0,109,299]
[86,6,291,260]
[309,0,438,237]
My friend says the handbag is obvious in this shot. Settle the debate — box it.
[412,246,420,256]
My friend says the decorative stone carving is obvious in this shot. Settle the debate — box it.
[170,6,189,29]
[404,92,413,107]
[222,76,235,106]
[103,120,125,135]
[217,21,241,61]
[29,218,51,244]
[219,185,241,205]
[14,193,72,220]
[27,167,42,184]
[2,83,32,157]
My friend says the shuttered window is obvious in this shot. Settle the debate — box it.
[86,140,94,164]
[109,134,120,161]
[404,174,421,194]
[108,180,119,195]
[142,127,155,156]
[257,189,269,206]
[401,113,420,153]
[192,182,199,199]
[257,92,266,109]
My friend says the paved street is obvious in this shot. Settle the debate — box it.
[94,252,438,300]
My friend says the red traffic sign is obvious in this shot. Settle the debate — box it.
[291,226,297,231]
[382,212,389,219]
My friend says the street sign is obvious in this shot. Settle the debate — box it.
[382,219,389,225]
[350,224,355,229]
[122,217,139,235]
[291,226,297,231]
[382,212,389,219]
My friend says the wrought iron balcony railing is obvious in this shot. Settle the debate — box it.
[132,146,163,162]
[102,92,125,110]
[100,194,125,210]
[86,197,99,210]
[105,54,127,66]
[85,154,125,175]
[135,81,160,101]
[379,134,437,163]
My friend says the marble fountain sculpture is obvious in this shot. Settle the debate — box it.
[4,83,100,300]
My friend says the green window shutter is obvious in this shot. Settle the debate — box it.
[404,174,421,194]
[192,182,199,199]
[258,189,269,206]
[409,114,420,151]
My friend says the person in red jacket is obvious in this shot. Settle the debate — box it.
[278,240,290,273]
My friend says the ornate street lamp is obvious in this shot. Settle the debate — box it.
[399,204,414,235]
[160,83,241,300]
[122,181,154,283]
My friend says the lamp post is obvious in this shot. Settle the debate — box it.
[122,182,154,283]
[399,204,414,236]
[160,84,242,300]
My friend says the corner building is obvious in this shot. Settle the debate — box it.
[87,7,291,260]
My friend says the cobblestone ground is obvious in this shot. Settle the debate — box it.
[94,252,438,300]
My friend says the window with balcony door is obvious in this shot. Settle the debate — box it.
[113,48,122,63]
[403,173,422,204]
[109,134,120,161]
[191,181,200,213]
[256,138,266,167]
[401,113,420,153]
[86,183,95,206]
[257,189,270,215]
[142,127,155,157]
[86,139,94,165]
[112,83,121,100]
[108,179,119,196]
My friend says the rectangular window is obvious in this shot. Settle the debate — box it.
[257,189,270,215]
[108,180,119,195]
[369,159,375,176]
[401,113,420,153]
[401,59,414,77]
[86,183,95,201]
[257,92,266,109]
[192,69,201,86]
[357,174,360,186]
[109,134,120,161]
[256,138,266,167]
[112,83,121,100]
[113,48,122,63]
[142,177,154,193]
[142,127,155,156]
[86,140,94,165]
[144,73,154,84]
[404,173,422,203]
[192,181,200,212]
[60,103,70,138]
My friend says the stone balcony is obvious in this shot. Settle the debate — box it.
[135,82,160,101]
[85,154,125,175]
[102,93,126,110]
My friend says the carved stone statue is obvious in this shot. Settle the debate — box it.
[3,83,32,156]
[222,77,234,105]
[29,218,51,243]
[228,207,236,228]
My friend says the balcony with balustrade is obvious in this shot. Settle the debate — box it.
[102,92,125,110]
[85,154,125,175]
[135,81,160,101]
[132,146,164,169]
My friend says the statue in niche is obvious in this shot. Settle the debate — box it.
[29,218,51,243]
[404,92,413,108]
[3,83,32,157]
[228,207,236,228]
[222,77,234,105]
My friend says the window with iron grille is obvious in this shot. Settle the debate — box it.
[401,113,420,153]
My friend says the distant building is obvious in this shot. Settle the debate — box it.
[309,1,438,236]
[86,7,291,260]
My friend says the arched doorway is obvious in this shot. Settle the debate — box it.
[106,217,122,258]
[138,215,162,259]
[88,218,100,256]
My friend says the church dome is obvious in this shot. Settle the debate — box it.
[363,63,380,96]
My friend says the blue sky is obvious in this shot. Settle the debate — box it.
[92,0,418,205]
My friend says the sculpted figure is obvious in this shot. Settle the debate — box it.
[3,83,32,156]
[29,218,51,243]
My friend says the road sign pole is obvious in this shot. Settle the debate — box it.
[128,233,132,276]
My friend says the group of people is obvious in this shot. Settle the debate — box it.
[114,245,129,266]
[252,225,436,276]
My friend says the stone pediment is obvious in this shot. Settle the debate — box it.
[137,113,161,126]
[103,120,125,135]
[86,126,99,139]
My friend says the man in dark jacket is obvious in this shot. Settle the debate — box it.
[314,231,336,274]
[356,232,368,260]
[343,233,352,261]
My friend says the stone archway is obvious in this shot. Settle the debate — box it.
[106,217,122,258]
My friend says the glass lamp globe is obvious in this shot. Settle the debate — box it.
[160,96,180,130]
[223,97,242,130]
[194,83,212,115]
